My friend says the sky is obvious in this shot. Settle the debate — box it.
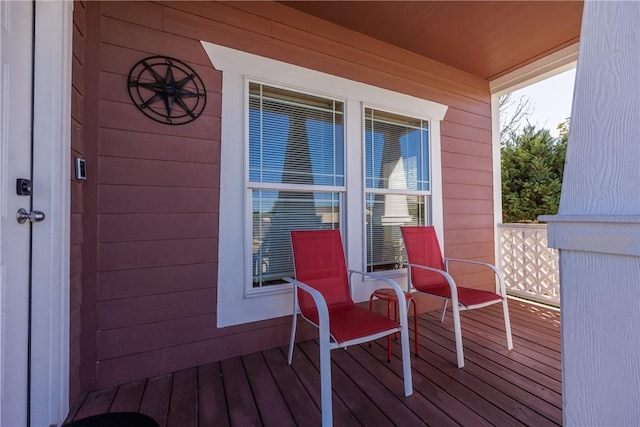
[504,68,576,138]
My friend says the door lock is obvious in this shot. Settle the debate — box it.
[16,178,32,196]
[16,208,45,224]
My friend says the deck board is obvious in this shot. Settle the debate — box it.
[138,373,172,427]
[220,357,262,426]
[330,344,427,426]
[108,379,144,412]
[166,368,198,427]
[298,339,395,427]
[197,363,230,427]
[287,342,360,426]
[72,387,116,421]
[242,352,297,427]
[348,344,458,426]
[261,347,322,426]
[365,338,492,427]
[65,300,562,426]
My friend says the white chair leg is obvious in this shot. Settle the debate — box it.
[399,323,414,397]
[439,299,448,322]
[288,313,297,365]
[451,303,465,368]
[288,287,299,365]
[318,325,333,426]
[502,297,513,350]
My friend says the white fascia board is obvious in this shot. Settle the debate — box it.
[490,43,579,96]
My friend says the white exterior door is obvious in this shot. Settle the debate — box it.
[1,1,72,425]
[1,1,35,425]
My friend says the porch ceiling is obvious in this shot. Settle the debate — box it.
[279,1,583,81]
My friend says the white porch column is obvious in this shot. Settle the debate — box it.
[540,1,640,425]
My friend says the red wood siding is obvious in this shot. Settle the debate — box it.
[72,0,497,392]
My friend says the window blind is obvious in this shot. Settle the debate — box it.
[249,83,344,287]
[364,108,431,272]
[249,83,344,186]
[365,108,429,191]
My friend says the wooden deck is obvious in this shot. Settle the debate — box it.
[65,299,562,426]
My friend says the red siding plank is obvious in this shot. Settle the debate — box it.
[97,263,217,300]
[442,167,493,186]
[97,288,216,330]
[97,313,218,359]
[442,151,494,173]
[98,185,218,214]
[99,128,219,164]
[101,1,163,30]
[443,182,493,200]
[98,156,219,188]
[99,100,220,140]
[101,16,212,66]
[99,213,218,242]
[441,120,493,143]
[442,136,492,158]
[97,350,163,388]
[98,238,217,271]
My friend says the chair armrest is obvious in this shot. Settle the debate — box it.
[443,258,507,297]
[403,263,460,308]
[283,277,330,332]
[348,270,410,328]
[348,270,408,308]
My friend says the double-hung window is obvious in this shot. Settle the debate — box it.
[203,42,447,326]
[249,83,344,288]
[364,108,431,272]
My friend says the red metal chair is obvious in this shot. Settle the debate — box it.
[401,226,513,368]
[285,229,412,427]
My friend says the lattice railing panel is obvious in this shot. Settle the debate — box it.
[498,224,560,307]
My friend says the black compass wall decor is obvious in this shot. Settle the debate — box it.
[127,56,207,125]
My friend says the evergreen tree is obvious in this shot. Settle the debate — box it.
[501,124,567,223]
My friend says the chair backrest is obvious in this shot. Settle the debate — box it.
[290,229,353,317]
[401,226,449,290]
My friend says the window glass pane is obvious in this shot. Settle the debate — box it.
[365,194,428,272]
[253,189,340,287]
[365,108,429,191]
[249,83,344,186]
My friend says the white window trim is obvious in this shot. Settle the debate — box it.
[202,42,447,327]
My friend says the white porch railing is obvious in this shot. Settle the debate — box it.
[497,223,560,307]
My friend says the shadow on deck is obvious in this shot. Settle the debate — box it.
[65,299,561,426]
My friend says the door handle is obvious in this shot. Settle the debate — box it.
[16,208,46,224]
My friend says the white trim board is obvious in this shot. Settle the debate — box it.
[30,1,72,425]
